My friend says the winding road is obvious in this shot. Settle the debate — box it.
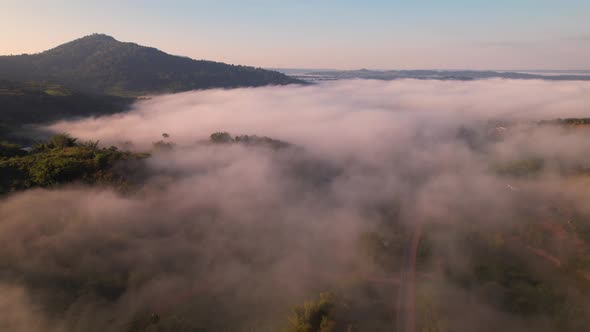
[396,222,423,332]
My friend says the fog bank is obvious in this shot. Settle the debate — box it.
[3,79,590,331]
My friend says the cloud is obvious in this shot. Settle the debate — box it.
[48,79,590,154]
[3,79,590,331]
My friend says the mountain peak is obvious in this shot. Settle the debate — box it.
[0,35,302,95]
[65,33,119,47]
[45,33,120,55]
[81,33,117,42]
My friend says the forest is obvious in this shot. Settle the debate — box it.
[3,1,590,330]
[2,118,590,331]
[1,36,590,331]
[0,34,301,97]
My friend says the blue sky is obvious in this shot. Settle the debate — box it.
[2,0,589,69]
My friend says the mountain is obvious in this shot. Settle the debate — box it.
[0,34,301,96]
[290,69,590,82]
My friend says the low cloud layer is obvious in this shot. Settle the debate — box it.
[49,79,590,155]
[3,79,590,331]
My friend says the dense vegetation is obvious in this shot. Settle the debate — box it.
[0,80,134,142]
[2,127,590,331]
[210,131,292,149]
[539,118,590,125]
[0,133,147,194]
[3,111,590,331]
[287,293,338,332]
[0,34,302,96]
[4,32,590,331]
[294,69,590,82]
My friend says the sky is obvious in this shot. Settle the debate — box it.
[1,0,590,70]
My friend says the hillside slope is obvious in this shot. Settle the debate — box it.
[0,80,132,124]
[0,34,301,96]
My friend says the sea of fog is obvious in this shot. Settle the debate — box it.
[3,79,590,331]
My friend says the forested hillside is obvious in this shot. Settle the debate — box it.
[3,127,590,331]
[0,34,301,96]
[0,80,133,124]
[0,80,134,142]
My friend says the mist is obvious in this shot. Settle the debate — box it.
[48,79,590,154]
[3,79,590,331]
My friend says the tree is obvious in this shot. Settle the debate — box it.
[48,133,77,149]
[210,132,234,143]
[152,140,175,151]
[287,293,337,332]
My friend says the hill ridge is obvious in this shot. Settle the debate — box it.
[0,34,301,96]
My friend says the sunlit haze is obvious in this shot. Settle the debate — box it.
[2,0,590,70]
[3,2,590,332]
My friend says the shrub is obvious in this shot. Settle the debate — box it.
[288,293,337,332]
